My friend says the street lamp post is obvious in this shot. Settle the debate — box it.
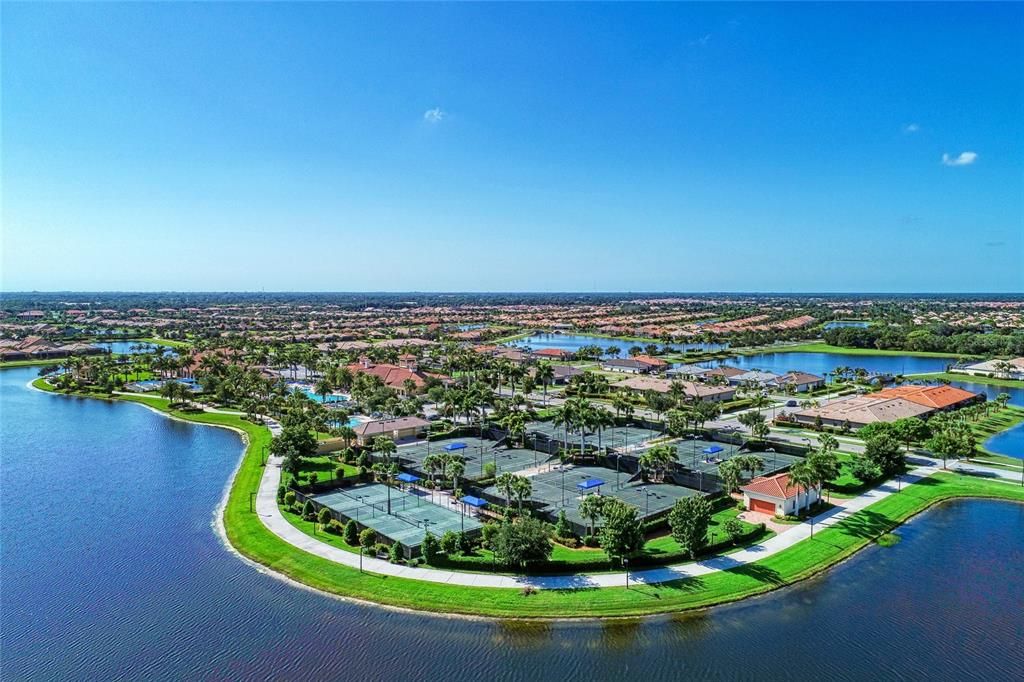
[766,447,776,472]
[624,558,629,589]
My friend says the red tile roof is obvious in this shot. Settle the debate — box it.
[874,385,977,409]
[742,473,805,500]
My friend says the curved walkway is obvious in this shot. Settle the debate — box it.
[255,454,944,590]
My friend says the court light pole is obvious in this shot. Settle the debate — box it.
[624,558,630,590]
[766,447,776,472]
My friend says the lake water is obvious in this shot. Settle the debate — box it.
[97,341,174,355]
[514,333,728,355]
[2,365,1022,680]
[984,423,1024,460]
[700,351,953,377]
[823,321,870,329]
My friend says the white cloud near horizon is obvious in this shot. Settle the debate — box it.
[423,107,446,123]
[902,123,920,133]
[941,151,978,166]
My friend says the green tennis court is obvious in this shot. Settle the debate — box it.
[311,483,482,552]
[397,436,550,479]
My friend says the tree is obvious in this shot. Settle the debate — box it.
[668,496,713,558]
[596,499,644,562]
[864,432,904,477]
[495,472,517,510]
[806,449,840,502]
[718,459,742,494]
[440,530,461,555]
[554,509,573,539]
[301,499,316,520]
[343,519,359,545]
[317,506,332,527]
[388,541,402,563]
[577,494,607,537]
[492,518,552,569]
[787,460,817,515]
[371,436,397,462]
[892,418,930,453]
[849,454,881,483]
[421,531,441,564]
[359,528,376,554]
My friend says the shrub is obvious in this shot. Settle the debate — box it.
[723,518,745,544]
[389,541,402,563]
[276,485,287,503]
[284,491,297,507]
[483,461,497,479]
[735,500,746,511]
[301,500,316,520]
[374,542,390,557]
[554,509,574,540]
[582,534,599,547]
[327,519,345,535]
[317,507,332,526]
[334,465,347,480]
[521,585,538,597]
[343,520,359,545]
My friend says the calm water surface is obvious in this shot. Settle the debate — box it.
[515,333,727,355]
[701,351,953,377]
[2,367,1021,681]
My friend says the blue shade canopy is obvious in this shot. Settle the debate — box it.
[703,445,725,455]
[461,495,488,508]
[396,472,420,483]
[576,478,605,491]
[444,442,468,451]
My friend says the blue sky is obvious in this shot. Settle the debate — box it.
[3,2,1022,293]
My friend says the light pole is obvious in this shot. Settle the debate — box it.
[766,447,776,472]
[561,464,566,506]
[624,558,629,589]
[641,486,651,518]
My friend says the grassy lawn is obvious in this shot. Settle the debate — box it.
[131,336,192,348]
[34,382,1024,618]
[284,455,359,487]
[909,372,1024,389]
[768,342,968,359]
[0,359,66,368]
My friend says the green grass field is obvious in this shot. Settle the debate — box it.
[769,342,968,359]
[909,372,1024,389]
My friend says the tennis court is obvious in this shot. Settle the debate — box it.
[526,421,662,450]
[670,437,802,477]
[486,464,701,532]
[311,482,482,552]
[397,436,549,480]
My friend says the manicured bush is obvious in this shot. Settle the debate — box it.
[301,500,316,520]
[327,519,345,535]
[374,542,390,557]
[317,507,332,526]
[277,485,287,503]
[284,491,297,506]
[388,542,402,563]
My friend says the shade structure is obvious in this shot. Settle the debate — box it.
[396,472,420,483]
[461,495,488,508]
[444,442,468,452]
[576,478,605,491]
[703,445,725,455]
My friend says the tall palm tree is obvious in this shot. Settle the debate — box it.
[535,363,555,405]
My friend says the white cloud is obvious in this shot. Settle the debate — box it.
[941,151,978,167]
[689,33,712,46]
[423,107,446,123]
[902,123,920,134]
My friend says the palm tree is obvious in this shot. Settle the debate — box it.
[577,493,606,537]
[535,363,555,404]
[511,475,532,515]
[788,461,816,516]
[423,453,445,490]
[495,472,516,511]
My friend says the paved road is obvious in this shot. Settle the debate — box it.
[254,453,961,590]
